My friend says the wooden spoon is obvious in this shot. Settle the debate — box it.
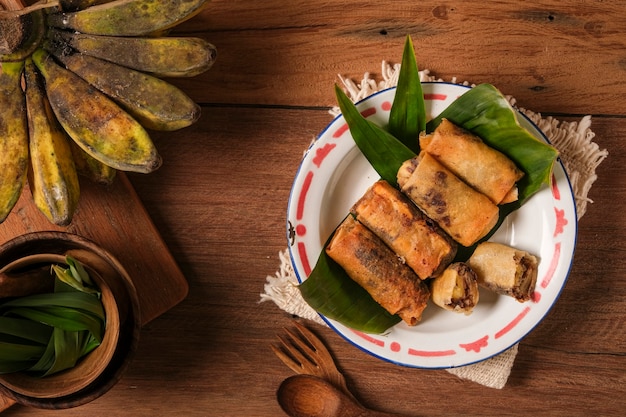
[277,374,413,417]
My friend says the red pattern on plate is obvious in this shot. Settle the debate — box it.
[459,336,489,353]
[424,93,448,101]
[540,242,561,289]
[313,143,336,168]
[495,306,531,339]
[290,87,573,366]
[551,173,561,200]
[352,330,385,347]
[554,207,568,237]
[408,348,456,357]
[333,123,349,138]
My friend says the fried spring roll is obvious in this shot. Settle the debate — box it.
[430,262,479,315]
[467,242,538,302]
[351,180,456,280]
[326,216,430,326]
[398,153,500,247]
[420,119,524,204]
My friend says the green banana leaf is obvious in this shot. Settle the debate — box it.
[298,225,401,334]
[426,83,559,204]
[388,35,425,153]
[334,84,415,188]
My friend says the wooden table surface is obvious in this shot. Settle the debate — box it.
[3,0,625,416]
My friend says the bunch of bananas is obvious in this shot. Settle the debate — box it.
[0,0,216,225]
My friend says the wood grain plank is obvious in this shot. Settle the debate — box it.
[168,0,626,115]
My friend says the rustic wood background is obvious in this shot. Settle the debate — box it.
[2,0,625,415]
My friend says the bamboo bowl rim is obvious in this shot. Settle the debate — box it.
[0,232,141,409]
[0,254,120,398]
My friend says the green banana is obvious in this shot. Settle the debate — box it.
[70,140,117,186]
[48,29,216,77]
[0,60,29,223]
[47,0,210,36]
[50,49,200,131]
[31,49,161,173]
[24,58,80,226]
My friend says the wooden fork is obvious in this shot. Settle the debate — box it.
[271,321,359,404]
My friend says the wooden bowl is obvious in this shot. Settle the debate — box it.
[0,232,141,409]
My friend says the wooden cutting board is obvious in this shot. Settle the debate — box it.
[0,172,188,324]
[0,173,188,411]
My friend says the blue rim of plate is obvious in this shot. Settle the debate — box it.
[286,82,577,368]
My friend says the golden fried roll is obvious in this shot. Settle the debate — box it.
[430,262,479,315]
[351,180,456,280]
[398,153,500,247]
[420,119,524,205]
[326,216,430,326]
[467,242,538,302]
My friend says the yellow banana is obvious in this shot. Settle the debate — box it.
[47,0,210,36]
[31,49,161,173]
[0,61,29,223]
[48,29,216,78]
[50,49,201,131]
[24,58,80,226]
[70,140,117,186]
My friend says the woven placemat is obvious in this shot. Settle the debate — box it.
[261,62,608,389]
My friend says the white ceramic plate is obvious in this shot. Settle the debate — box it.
[286,82,577,368]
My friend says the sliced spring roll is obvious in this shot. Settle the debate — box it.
[420,119,524,205]
[430,262,479,315]
[351,180,457,280]
[467,242,538,302]
[326,216,430,326]
[398,153,500,247]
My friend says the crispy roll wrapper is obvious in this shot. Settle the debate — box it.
[351,180,456,280]
[397,153,500,247]
[467,242,538,302]
[430,262,479,315]
[326,216,430,326]
[419,119,524,204]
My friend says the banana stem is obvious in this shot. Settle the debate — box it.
[1,0,56,55]
[0,0,26,12]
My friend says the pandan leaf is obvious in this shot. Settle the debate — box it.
[388,35,425,152]
[52,263,99,295]
[0,257,105,375]
[0,360,35,374]
[298,231,401,334]
[0,341,46,363]
[66,256,96,287]
[5,307,104,342]
[334,85,415,188]
[0,317,52,345]
[0,291,105,319]
[426,83,559,203]
[43,328,80,376]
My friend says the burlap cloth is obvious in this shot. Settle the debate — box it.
[260,61,608,389]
